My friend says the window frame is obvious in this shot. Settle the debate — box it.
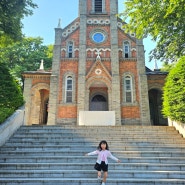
[122,73,137,105]
[65,76,73,103]
[91,0,106,14]
[123,41,130,58]
[67,41,74,58]
[124,75,133,103]
[94,0,103,13]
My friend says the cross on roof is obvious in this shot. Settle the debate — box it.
[95,50,101,60]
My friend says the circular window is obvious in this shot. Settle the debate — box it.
[92,32,105,43]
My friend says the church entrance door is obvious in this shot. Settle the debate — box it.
[149,89,168,126]
[90,94,108,111]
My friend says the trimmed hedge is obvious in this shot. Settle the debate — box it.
[163,56,185,123]
[0,63,24,124]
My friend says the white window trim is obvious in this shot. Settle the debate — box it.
[65,76,73,103]
[61,73,76,104]
[122,73,137,105]
[91,0,106,13]
[124,76,133,103]
[123,41,131,58]
[66,41,74,58]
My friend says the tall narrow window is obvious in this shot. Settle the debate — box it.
[124,41,130,58]
[124,76,132,102]
[68,41,73,58]
[65,76,73,103]
[95,0,102,13]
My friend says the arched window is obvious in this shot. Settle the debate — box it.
[124,75,133,103]
[62,73,76,104]
[95,0,102,13]
[65,76,73,103]
[92,95,106,102]
[123,41,130,58]
[67,41,73,58]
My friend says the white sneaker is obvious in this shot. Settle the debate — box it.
[101,182,105,185]
[97,176,101,181]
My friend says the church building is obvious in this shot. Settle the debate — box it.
[23,0,168,126]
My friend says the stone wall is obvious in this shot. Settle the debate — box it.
[0,106,25,146]
[168,119,185,138]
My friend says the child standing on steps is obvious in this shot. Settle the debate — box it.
[85,140,121,185]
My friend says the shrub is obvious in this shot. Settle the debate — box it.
[0,62,24,124]
[163,56,185,123]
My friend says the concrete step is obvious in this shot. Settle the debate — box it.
[7,137,185,144]
[11,134,184,140]
[3,143,185,152]
[2,138,184,149]
[1,162,185,171]
[0,178,185,185]
[1,150,185,157]
[1,156,185,163]
[19,125,176,130]
[13,126,180,133]
[14,127,179,133]
[1,169,185,179]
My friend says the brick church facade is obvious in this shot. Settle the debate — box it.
[23,0,168,126]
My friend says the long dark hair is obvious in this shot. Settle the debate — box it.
[97,140,109,151]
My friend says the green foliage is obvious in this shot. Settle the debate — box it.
[120,0,185,62]
[163,56,185,123]
[0,35,14,48]
[0,37,53,79]
[0,0,37,41]
[0,62,24,124]
[0,0,40,123]
[160,62,175,72]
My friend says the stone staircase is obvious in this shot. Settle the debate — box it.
[1,125,185,185]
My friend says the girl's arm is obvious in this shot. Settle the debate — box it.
[85,150,99,156]
[108,151,121,162]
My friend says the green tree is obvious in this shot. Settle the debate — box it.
[120,0,185,62]
[0,0,37,41]
[0,62,24,124]
[163,57,185,123]
[0,37,53,79]
[160,62,175,72]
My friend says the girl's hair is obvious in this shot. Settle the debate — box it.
[97,140,109,151]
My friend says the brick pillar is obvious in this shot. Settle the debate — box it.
[136,39,151,125]
[48,26,62,125]
[110,0,121,125]
[77,0,87,125]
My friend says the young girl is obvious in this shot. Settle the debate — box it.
[85,140,121,185]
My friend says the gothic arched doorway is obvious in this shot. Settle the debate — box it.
[149,89,168,126]
[39,89,49,125]
[90,94,108,111]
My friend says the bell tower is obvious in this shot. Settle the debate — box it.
[78,0,121,125]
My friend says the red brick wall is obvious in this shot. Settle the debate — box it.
[122,106,140,118]
[58,106,77,118]
[58,60,78,103]
[147,74,167,88]
[32,79,50,86]
[119,61,139,102]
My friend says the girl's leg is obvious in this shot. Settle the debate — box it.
[102,171,108,183]
[97,171,101,178]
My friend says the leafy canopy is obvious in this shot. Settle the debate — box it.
[120,0,185,62]
[163,56,185,123]
[0,0,37,41]
[0,37,53,79]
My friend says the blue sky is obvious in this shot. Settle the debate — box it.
[22,0,158,70]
